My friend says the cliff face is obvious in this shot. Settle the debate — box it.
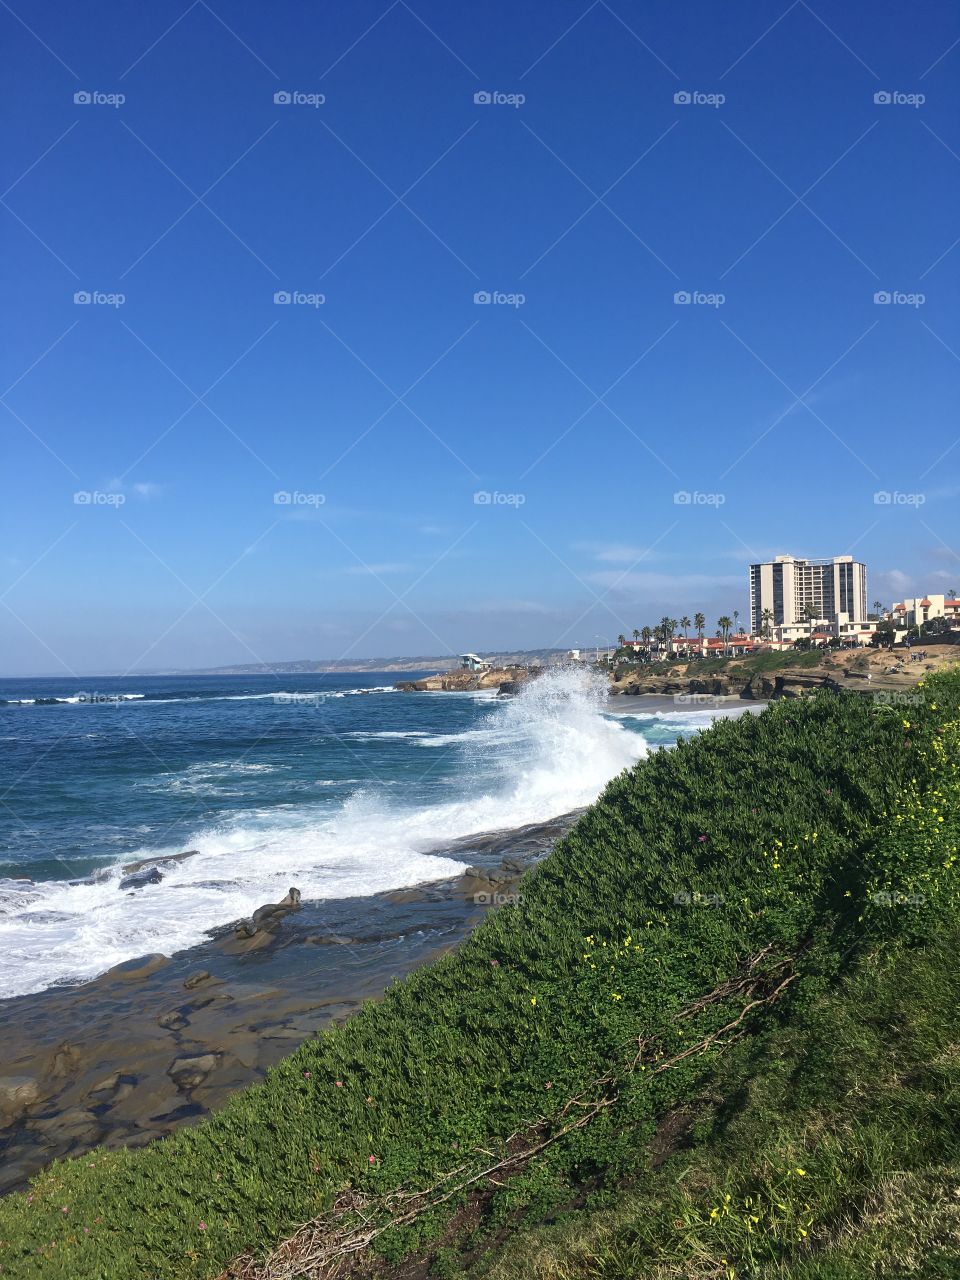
[607,644,957,701]
[608,666,840,700]
[395,667,532,693]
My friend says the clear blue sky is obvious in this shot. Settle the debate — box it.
[2,0,959,674]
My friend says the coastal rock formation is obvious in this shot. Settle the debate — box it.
[120,849,199,875]
[167,1053,219,1090]
[235,887,302,938]
[119,866,163,891]
[395,667,533,693]
[607,644,958,702]
[0,1076,43,1126]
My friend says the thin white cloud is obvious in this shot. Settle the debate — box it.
[589,570,741,592]
[344,562,413,576]
[574,541,664,564]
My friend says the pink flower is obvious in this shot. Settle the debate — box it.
[61,1207,68,1214]
[303,1071,311,1078]
[490,959,499,967]
[334,1080,343,1087]
[697,835,707,842]
[199,1221,207,1231]
[368,1155,378,1164]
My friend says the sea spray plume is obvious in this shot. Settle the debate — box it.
[472,665,646,807]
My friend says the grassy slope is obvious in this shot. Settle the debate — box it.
[466,929,960,1280]
[1,674,958,1279]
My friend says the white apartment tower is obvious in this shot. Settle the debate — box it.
[749,555,868,633]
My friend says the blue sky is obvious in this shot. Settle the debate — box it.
[2,0,959,674]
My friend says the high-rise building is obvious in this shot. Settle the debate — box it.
[749,555,867,633]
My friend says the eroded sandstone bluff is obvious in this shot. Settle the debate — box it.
[395,667,531,693]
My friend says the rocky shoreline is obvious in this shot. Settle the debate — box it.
[608,644,956,701]
[0,815,576,1193]
[395,667,533,693]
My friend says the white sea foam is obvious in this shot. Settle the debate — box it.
[0,669,661,998]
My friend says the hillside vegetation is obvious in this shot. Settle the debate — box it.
[1,672,958,1280]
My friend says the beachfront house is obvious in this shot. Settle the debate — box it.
[460,653,492,672]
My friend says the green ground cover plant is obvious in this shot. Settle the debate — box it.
[2,671,957,1280]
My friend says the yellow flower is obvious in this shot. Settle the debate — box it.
[795,1167,806,1176]
[530,997,537,1006]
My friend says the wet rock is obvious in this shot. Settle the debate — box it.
[49,1041,83,1079]
[30,1107,100,1141]
[306,933,358,947]
[119,866,163,891]
[121,850,199,875]
[157,1010,187,1031]
[0,1076,42,1124]
[235,887,301,937]
[105,953,169,982]
[486,869,514,885]
[167,1053,219,1090]
[88,1073,134,1105]
[88,1072,120,1096]
[183,970,211,990]
[462,866,484,880]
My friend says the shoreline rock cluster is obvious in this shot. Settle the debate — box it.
[395,666,533,693]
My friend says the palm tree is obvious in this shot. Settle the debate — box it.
[760,606,774,639]
[680,615,691,638]
[733,609,740,636]
[632,628,640,642]
[717,616,733,655]
[641,625,652,646]
[873,600,885,617]
[694,612,705,640]
[617,634,626,650]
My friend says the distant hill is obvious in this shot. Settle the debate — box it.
[183,649,569,675]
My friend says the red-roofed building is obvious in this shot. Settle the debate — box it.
[891,594,960,631]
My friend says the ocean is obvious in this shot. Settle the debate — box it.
[0,667,747,1001]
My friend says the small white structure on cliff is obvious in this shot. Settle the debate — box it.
[460,653,492,672]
